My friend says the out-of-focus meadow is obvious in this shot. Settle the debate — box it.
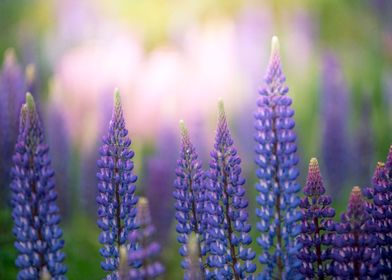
[0,0,391,279]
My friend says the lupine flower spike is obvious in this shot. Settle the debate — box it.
[128,197,164,279]
[10,93,67,279]
[297,158,335,279]
[173,120,206,275]
[96,89,138,279]
[205,101,256,279]
[254,36,302,279]
[331,186,380,279]
[364,146,392,279]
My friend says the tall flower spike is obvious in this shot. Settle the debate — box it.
[10,93,67,279]
[363,148,392,278]
[96,89,138,279]
[204,101,256,279]
[128,197,164,279]
[331,186,380,278]
[254,36,302,279]
[297,158,335,279]
[173,120,206,275]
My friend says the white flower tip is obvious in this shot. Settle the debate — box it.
[271,36,280,53]
[310,157,319,166]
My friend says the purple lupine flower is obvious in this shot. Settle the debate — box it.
[205,101,256,279]
[145,125,177,245]
[0,49,26,205]
[10,93,67,279]
[173,120,206,275]
[254,36,302,279]
[320,53,351,198]
[331,186,380,279]
[96,89,138,279]
[128,197,165,279]
[297,158,335,279]
[363,148,392,278]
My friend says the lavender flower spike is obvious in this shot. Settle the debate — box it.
[173,120,206,274]
[331,186,380,279]
[297,158,335,279]
[128,197,164,279]
[205,101,256,279]
[254,36,302,279]
[96,89,138,279]
[10,93,67,279]
[364,147,392,278]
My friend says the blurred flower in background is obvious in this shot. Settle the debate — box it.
[0,50,26,206]
[144,124,178,245]
[320,53,351,198]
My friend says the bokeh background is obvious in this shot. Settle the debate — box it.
[0,0,391,279]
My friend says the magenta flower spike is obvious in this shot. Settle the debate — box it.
[331,186,380,278]
[363,146,392,278]
[297,158,335,279]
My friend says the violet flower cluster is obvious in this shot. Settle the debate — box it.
[363,146,392,278]
[331,186,380,278]
[128,197,164,279]
[10,93,67,279]
[96,90,138,279]
[297,158,335,279]
[254,36,302,279]
[5,35,392,280]
[173,120,206,275]
[204,102,256,279]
